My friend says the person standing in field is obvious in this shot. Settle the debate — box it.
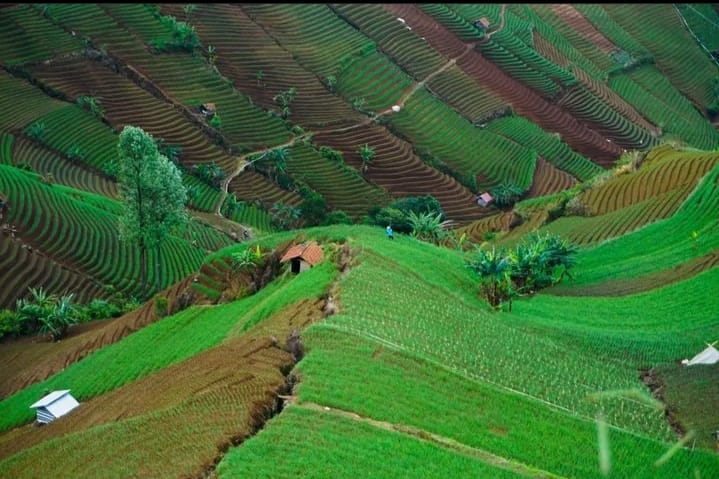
[386,225,394,240]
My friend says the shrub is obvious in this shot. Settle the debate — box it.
[25,121,47,142]
[83,299,122,321]
[322,210,353,225]
[76,96,104,118]
[193,162,226,188]
[154,296,169,318]
[151,15,200,52]
[319,146,344,163]
[0,309,21,340]
[209,113,222,130]
[491,182,525,208]
[299,189,328,226]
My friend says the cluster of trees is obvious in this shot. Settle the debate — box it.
[0,288,137,342]
[367,195,444,234]
[466,233,577,309]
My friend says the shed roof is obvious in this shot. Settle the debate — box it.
[202,102,216,111]
[477,17,490,28]
[479,192,493,203]
[280,241,324,266]
[30,390,72,409]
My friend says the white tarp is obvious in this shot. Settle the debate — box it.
[684,345,719,366]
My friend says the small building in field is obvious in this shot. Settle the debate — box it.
[476,192,494,207]
[200,102,216,117]
[473,17,491,31]
[30,390,80,424]
[682,343,719,366]
[280,241,324,274]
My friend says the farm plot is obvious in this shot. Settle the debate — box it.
[331,3,446,80]
[0,165,207,301]
[610,65,719,150]
[524,157,576,199]
[217,406,523,479]
[389,87,537,192]
[240,4,375,79]
[227,170,303,209]
[579,144,719,216]
[603,4,719,111]
[416,4,483,44]
[312,124,489,223]
[0,5,83,66]
[572,4,651,61]
[155,4,358,128]
[284,143,391,218]
[0,72,66,133]
[27,57,237,174]
[0,260,336,432]
[288,326,719,478]
[329,237,672,438]
[0,276,193,398]
[0,337,293,478]
[10,137,116,198]
[485,115,603,181]
[560,161,719,288]
[542,186,692,246]
[0,231,104,311]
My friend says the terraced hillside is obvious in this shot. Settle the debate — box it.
[1,3,719,478]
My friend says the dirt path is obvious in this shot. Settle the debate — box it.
[214,39,482,219]
[486,4,507,40]
[298,401,566,479]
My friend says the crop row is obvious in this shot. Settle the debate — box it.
[0,165,207,301]
[390,87,537,192]
[603,4,718,111]
[416,4,483,43]
[510,5,607,81]
[0,336,292,478]
[240,4,375,79]
[675,4,719,53]
[572,4,651,61]
[228,170,302,209]
[312,124,489,223]
[580,145,719,216]
[485,115,603,181]
[333,245,672,438]
[285,143,391,217]
[226,203,274,233]
[0,72,66,132]
[27,57,237,174]
[160,4,358,128]
[0,5,83,66]
[610,65,719,150]
[0,259,335,432]
[523,157,577,199]
[543,186,692,247]
[11,137,116,198]
[426,65,509,124]
[288,325,719,478]
[33,105,121,177]
[555,84,658,150]
[565,159,719,287]
[0,231,105,310]
[331,3,446,80]
[335,50,413,113]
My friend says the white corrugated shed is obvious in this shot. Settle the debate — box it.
[30,390,80,424]
[683,344,719,366]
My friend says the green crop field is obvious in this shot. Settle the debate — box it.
[1,3,718,478]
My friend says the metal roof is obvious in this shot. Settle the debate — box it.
[30,390,72,409]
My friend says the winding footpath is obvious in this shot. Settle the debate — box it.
[213,19,502,217]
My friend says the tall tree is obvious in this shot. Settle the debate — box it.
[117,126,188,297]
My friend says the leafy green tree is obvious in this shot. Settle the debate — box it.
[370,195,444,234]
[15,287,56,335]
[299,189,328,226]
[193,162,226,188]
[76,96,104,118]
[117,126,188,296]
[210,113,222,130]
[250,146,289,184]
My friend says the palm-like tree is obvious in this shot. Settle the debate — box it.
[407,211,446,244]
[467,247,512,308]
[39,294,78,341]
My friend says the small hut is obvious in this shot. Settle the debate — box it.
[476,192,494,207]
[280,241,324,274]
[200,102,216,117]
[473,17,491,31]
[30,390,80,424]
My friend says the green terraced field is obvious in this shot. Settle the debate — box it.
[1,3,719,478]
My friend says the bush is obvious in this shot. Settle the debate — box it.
[369,195,444,234]
[209,113,222,130]
[322,210,353,225]
[299,189,328,226]
[83,299,122,321]
[154,296,169,318]
[150,15,200,52]
[25,121,47,142]
[319,146,344,163]
[0,309,21,340]
[76,96,104,118]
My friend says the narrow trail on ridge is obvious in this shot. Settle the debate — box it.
[213,33,490,218]
[296,401,566,479]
